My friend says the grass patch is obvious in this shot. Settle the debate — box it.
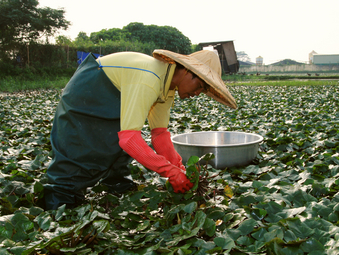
[227,79,339,87]
[0,76,70,92]
[222,73,339,82]
[2,73,338,93]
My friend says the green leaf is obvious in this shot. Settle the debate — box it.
[199,153,215,162]
[93,219,110,233]
[11,213,33,232]
[266,237,286,255]
[6,195,20,208]
[187,156,199,166]
[11,231,28,243]
[160,229,172,242]
[226,229,242,240]
[74,204,92,219]
[213,237,235,250]
[33,181,44,193]
[55,204,66,221]
[9,246,26,255]
[34,212,52,231]
[251,228,267,241]
[136,220,150,231]
[185,165,199,190]
[284,230,297,242]
[167,204,185,214]
[237,235,254,246]
[195,211,207,229]
[237,218,257,236]
[250,208,267,220]
[287,218,315,239]
[130,190,145,203]
[264,228,284,242]
[281,246,305,255]
[183,202,197,214]
[0,226,13,240]
[300,237,325,253]
[203,218,216,237]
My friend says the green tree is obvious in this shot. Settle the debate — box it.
[87,22,192,54]
[0,0,70,55]
[122,22,149,43]
[75,31,90,43]
[56,35,73,46]
[123,22,192,54]
[90,28,127,44]
[236,51,251,62]
[191,44,202,53]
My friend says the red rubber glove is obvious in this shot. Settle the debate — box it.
[151,128,185,170]
[118,130,193,193]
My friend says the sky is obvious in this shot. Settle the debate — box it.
[39,0,339,65]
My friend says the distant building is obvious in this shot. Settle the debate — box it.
[312,54,339,65]
[256,56,263,66]
[309,50,317,64]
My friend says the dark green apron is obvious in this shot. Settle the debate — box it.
[44,54,134,210]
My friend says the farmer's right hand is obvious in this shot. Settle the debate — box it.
[166,167,193,193]
[118,130,193,193]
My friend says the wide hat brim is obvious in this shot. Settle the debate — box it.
[153,49,237,109]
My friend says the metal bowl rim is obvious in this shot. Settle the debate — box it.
[171,131,263,147]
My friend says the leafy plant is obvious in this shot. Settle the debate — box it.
[1,82,339,254]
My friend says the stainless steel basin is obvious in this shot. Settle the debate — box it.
[171,131,263,169]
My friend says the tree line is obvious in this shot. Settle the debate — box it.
[67,22,194,55]
[0,0,200,77]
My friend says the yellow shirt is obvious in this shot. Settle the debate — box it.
[96,52,176,131]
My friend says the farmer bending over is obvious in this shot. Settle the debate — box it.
[44,49,237,210]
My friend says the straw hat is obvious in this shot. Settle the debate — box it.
[153,49,237,109]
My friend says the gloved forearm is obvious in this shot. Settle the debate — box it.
[118,130,193,193]
[151,128,184,169]
[119,130,173,174]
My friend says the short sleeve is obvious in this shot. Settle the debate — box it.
[120,81,159,131]
[148,91,175,130]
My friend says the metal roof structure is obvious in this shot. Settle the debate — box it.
[199,40,239,74]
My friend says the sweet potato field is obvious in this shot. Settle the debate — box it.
[0,81,339,254]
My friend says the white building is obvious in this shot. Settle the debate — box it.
[309,51,339,65]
